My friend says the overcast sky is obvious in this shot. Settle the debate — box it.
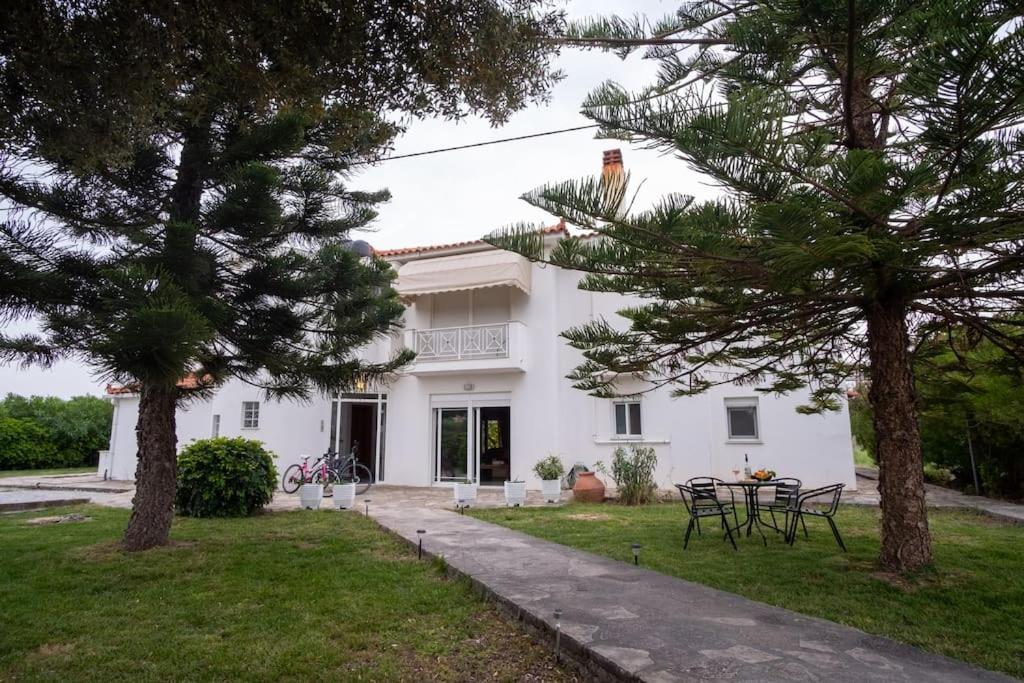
[0,0,717,398]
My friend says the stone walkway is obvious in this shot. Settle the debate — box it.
[368,503,1012,682]
[848,468,1024,524]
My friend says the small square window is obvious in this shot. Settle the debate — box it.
[725,399,758,440]
[613,401,642,436]
[242,402,260,429]
[211,414,221,438]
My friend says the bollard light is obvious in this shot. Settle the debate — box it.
[364,499,371,516]
[553,608,563,662]
[417,529,426,560]
[631,542,642,565]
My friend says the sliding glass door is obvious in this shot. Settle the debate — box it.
[432,396,511,485]
[435,408,470,482]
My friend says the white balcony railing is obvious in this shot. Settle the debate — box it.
[412,322,509,361]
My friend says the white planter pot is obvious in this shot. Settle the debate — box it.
[333,482,356,510]
[453,482,478,508]
[299,484,323,510]
[541,479,561,503]
[504,481,527,507]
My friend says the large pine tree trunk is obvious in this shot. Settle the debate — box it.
[123,384,178,551]
[866,300,933,572]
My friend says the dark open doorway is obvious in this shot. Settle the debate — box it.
[477,406,510,485]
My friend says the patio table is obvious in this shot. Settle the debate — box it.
[720,480,785,545]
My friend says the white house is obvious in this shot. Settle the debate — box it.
[102,219,857,491]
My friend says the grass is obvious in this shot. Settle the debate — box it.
[0,467,94,479]
[852,439,876,467]
[471,502,1024,678]
[0,506,576,682]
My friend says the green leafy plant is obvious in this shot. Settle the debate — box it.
[0,417,61,470]
[175,437,277,517]
[532,454,565,480]
[601,446,658,506]
[923,463,955,488]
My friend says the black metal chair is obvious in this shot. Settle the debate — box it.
[675,481,740,550]
[761,478,807,539]
[685,477,742,533]
[785,483,846,551]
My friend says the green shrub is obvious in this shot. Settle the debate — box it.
[602,446,658,505]
[0,393,112,467]
[923,462,955,488]
[176,437,277,517]
[532,454,565,480]
[0,417,63,470]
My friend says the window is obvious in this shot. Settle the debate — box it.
[241,402,260,429]
[613,401,642,436]
[725,398,759,440]
[211,414,220,437]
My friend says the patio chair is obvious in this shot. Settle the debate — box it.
[675,481,740,551]
[684,477,741,534]
[785,483,846,551]
[761,478,807,539]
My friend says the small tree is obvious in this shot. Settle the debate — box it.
[489,1,1024,571]
[0,2,562,550]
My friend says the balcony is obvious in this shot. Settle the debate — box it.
[402,321,528,375]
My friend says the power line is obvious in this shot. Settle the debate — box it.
[355,122,600,165]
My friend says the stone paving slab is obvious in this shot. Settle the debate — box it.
[368,504,1012,682]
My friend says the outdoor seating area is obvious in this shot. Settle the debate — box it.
[675,477,847,551]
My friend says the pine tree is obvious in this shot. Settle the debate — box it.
[488,0,1024,572]
[0,1,562,550]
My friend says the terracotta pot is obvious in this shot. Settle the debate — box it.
[573,471,605,503]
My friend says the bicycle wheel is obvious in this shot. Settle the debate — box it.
[282,464,304,494]
[352,463,373,495]
[314,468,341,497]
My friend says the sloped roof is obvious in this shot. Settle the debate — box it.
[106,374,211,396]
[374,220,567,257]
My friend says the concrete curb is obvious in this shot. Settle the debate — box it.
[0,482,133,494]
[0,498,90,512]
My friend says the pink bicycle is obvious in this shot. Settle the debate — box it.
[281,454,339,496]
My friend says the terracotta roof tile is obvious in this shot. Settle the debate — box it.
[374,220,567,257]
[106,374,212,396]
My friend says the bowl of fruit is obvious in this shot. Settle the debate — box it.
[752,469,776,482]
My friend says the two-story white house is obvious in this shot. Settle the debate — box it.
[102,220,856,491]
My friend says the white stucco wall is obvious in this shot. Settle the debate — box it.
[105,241,855,491]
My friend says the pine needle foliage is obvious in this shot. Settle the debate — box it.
[488,0,1024,572]
[0,1,563,549]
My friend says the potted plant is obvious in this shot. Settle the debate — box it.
[503,479,527,507]
[533,454,565,503]
[298,472,323,510]
[333,477,357,510]
[453,478,478,508]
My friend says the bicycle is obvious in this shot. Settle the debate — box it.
[281,453,339,497]
[331,442,374,495]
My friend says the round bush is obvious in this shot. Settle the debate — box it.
[176,437,277,517]
[0,417,60,470]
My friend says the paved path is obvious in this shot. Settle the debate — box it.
[368,503,1011,682]
[0,488,91,512]
[849,468,1024,524]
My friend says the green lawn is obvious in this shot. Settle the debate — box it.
[0,506,575,682]
[0,467,94,479]
[471,503,1024,678]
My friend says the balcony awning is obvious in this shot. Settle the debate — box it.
[395,250,531,298]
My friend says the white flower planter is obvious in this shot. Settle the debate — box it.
[504,481,527,507]
[298,483,323,510]
[333,482,356,510]
[541,479,561,503]
[453,482,478,508]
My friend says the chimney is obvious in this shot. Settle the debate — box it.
[601,148,624,181]
[600,149,626,216]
